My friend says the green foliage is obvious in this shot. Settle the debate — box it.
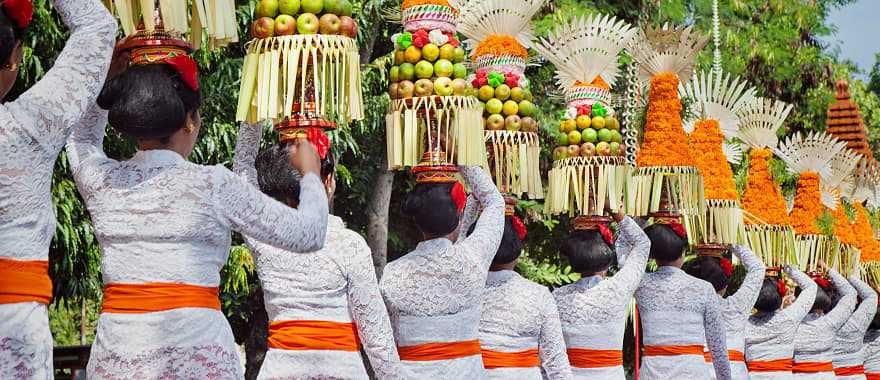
[517,253,580,288]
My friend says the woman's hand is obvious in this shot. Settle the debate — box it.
[289,140,321,177]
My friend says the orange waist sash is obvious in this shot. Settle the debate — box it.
[747,359,794,372]
[866,372,880,380]
[398,340,481,362]
[268,320,361,352]
[643,344,704,357]
[0,258,52,305]
[481,348,539,369]
[102,283,220,314]
[567,349,623,368]
[703,350,745,363]
[792,361,834,373]
[834,365,865,376]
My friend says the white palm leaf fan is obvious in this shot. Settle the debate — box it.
[774,131,846,181]
[108,0,238,49]
[680,70,756,137]
[851,159,880,203]
[737,98,793,151]
[629,23,709,86]
[820,149,860,209]
[453,0,544,49]
[723,140,743,165]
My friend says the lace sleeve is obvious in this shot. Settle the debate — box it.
[782,267,817,323]
[608,217,650,297]
[724,245,765,320]
[704,290,731,380]
[538,293,574,379]
[824,269,857,330]
[343,233,402,379]
[212,168,328,252]
[841,276,879,336]
[6,0,116,156]
[455,194,480,244]
[231,121,264,186]
[65,103,108,186]
[457,166,504,268]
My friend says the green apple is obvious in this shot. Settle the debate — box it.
[322,0,341,14]
[477,85,494,102]
[596,141,612,156]
[518,100,534,117]
[523,90,533,101]
[502,100,518,116]
[415,60,434,79]
[278,0,300,15]
[452,47,466,63]
[485,98,503,115]
[414,78,434,97]
[597,128,612,142]
[338,0,353,16]
[439,44,455,61]
[505,115,521,131]
[301,0,323,14]
[581,128,597,143]
[452,63,467,79]
[256,0,280,18]
[609,142,621,155]
[390,66,400,82]
[510,87,524,102]
[398,63,414,81]
[607,117,620,131]
[434,77,454,96]
[296,13,319,34]
[433,59,453,77]
[555,133,569,146]
[486,114,505,130]
[610,130,622,143]
[568,130,582,145]
[422,43,440,62]
[495,85,511,101]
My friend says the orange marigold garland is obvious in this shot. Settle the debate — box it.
[830,204,858,246]
[637,72,693,167]
[790,172,823,235]
[689,119,738,200]
[472,35,529,59]
[742,149,790,225]
[854,203,880,261]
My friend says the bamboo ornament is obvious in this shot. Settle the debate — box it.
[386,96,483,169]
[107,0,238,50]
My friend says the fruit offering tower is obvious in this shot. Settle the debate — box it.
[679,70,755,246]
[775,132,847,272]
[738,98,797,269]
[820,148,862,276]
[533,14,637,218]
[628,24,708,221]
[107,0,238,50]
[385,0,483,169]
[235,0,362,144]
[453,0,544,199]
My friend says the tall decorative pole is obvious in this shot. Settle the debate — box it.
[623,61,639,167]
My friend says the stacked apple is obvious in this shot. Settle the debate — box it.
[251,0,357,39]
[475,71,538,133]
[387,30,468,99]
[552,102,623,160]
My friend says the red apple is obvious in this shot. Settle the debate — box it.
[319,13,340,35]
[567,145,581,157]
[596,141,612,156]
[553,146,569,160]
[388,83,399,99]
[296,13,319,35]
[414,79,434,97]
[579,142,595,157]
[505,115,521,131]
[339,16,357,38]
[451,78,468,95]
[397,80,415,99]
[252,17,275,39]
[274,14,296,36]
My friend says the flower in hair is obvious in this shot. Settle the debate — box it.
[305,128,330,160]
[161,55,199,91]
[813,277,830,289]
[719,258,733,277]
[450,181,466,213]
[511,215,527,240]
[2,0,32,29]
[668,222,687,240]
[598,223,614,246]
[776,279,787,297]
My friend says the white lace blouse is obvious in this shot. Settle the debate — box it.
[832,276,878,377]
[792,269,856,379]
[864,330,880,375]
[635,265,731,380]
[745,267,817,380]
[232,121,401,379]
[66,106,328,378]
[0,0,115,377]
[379,165,504,379]
[479,270,573,379]
[552,216,650,380]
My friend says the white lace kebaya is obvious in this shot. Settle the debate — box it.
[233,121,402,379]
[379,166,504,379]
[0,0,115,377]
[552,216,650,380]
[792,269,857,379]
[65,106,328,379]
[832,276,878,379]
[744,267,817,380]
[864,329,880,378]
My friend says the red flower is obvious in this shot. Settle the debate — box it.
[668,222,687,240]
[813,277,830,289]
[510,215,527,240]
[504,72,519,88]
[2,0,32,29]
[412,29,429,49]
[776,279,787,297]
[450,181,466,213]
[162,55,200,91]
[598,223,614,246]
[305,128,330,160]
[719,258,733,277]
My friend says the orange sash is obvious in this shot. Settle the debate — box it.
[865,372,880,380]
[747,359,794,372]
[268,320,361,352]
[703,350,745,363]
[567,349,623,368]
[398,340,481,362]
[792,361,834,373]
[834,365,865,376]
[102,283,220,313]
[643,344,704,357]
[481,348,539,369]
[0,258,52,305]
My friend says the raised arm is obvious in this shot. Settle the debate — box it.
[456,166,504,268]
[65,104,108,180]
[455,194,480,244]
[824,268,858,330]
[704,291,731,380]
[6,0,116,155]
[538,294,574,379]
[781,266,818,322]
[344,234,402,379]
[840,275,879,336]
[232,121,264,186]
[725,245,766,318]
[607,217,650,297]
[213,168,328,253]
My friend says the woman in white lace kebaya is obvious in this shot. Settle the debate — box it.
[832,274,878,379]
[233,121,402,379]
[791,267,857,379]
[66,53,328,378]
[552,213,650,379]
[380,164,504,378]
[635,221,731,380]
[864,313,880,379]
[0,0,116,377]
[744,266,817,379]
[684,245,766,379]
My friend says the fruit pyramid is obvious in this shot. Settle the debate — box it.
[385,0,483,169]
[452,0,544,199]
[775,132,847,272]
[235,0,363,144]
[107,0,238,50]
[533,14,637,217]
[737,97,797,268]
[628,24,709,218]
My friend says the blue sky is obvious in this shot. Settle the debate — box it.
[824,0,880,78]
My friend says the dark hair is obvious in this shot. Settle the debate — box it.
[870,309,880,330]
[489,216,524,266]
[561,230,614,274]
[97,64,202,140]
[644,224,687,262]
[811,286,834,314]
[0,10,23,67]
[754,278,783,312]
[320,149,335,179]
[402,182,459,238]
[256,144,302,205]
[684,256,729,292]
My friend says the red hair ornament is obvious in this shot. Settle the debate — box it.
[776,279,787,297]
[511,215,527,241]
[669,222,687,240]
[719,258,733,277]
[3,0,32,29]
[813,277,830,289]
[161,55,199,92]
[305,128,330,160]
[450,181,466,213]
[598,223,614,246]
